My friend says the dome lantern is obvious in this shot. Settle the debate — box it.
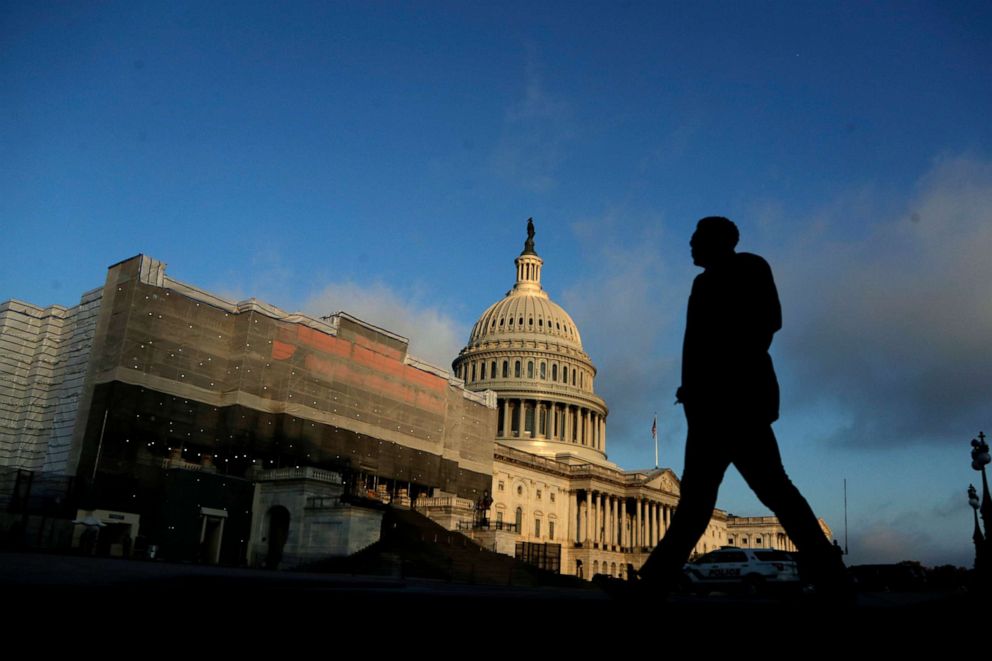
[513,218,544,296]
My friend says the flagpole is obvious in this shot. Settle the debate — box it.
[653,413,658,469]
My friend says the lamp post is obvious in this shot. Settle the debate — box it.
[969,484,983,572]
[969,432,991,580]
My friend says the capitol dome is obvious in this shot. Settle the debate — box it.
[453,219,610,465]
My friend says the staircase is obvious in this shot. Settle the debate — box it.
[304,506,583,588]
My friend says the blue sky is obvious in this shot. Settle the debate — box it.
[3,1,991,567]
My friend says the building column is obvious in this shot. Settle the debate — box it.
[597,493,603,544]
[644,501,652,547]
[653,502,661,545]
[620,499,628,549]
[584,490,592,544]
[516,399,525,438]
[652,503,660,545]
[575,492,582,543]
[605,495,612,547]
[635,499,642,548]
[501,399,509,437]
[565,406,572,443]
[599,417,606,451]
[609,496,616,547]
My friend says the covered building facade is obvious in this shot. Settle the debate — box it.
[1,254,497,565]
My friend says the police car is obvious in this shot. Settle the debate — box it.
[683,547,800,594]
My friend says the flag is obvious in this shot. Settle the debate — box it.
[651,415,657,441]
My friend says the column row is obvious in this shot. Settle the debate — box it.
[498,398,606,450]
[572,491,676,551]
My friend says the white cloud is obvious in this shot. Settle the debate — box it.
[775,154,992,448]
[303,281,468,369]
[490,47,572,192]
[561,213,687,460]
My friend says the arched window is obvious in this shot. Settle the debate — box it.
[527,361,534,378]
[491,361,497,378]
[471,363,476,381]
[563,366,568,383]
[572,370,576,386]
[515,507,523,531]
[580,372,583,388]
[552,364,558,381]
[502,360,509,378]
[480,362,486,380]
[540,362,546,380]
[514,360,521,378]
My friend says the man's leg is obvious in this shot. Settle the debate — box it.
[732,425,846,582]
[639,423,730,584]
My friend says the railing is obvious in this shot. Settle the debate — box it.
[253,466,343,484]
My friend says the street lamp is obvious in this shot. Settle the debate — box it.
[969,484,983,571]
[969,432,991,579]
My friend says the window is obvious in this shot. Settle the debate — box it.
[540,362,546,379]
[498,481,505,492]
[515,507,522,530]
[548,521,555,539]
[517,485,523,496]
[471,363,476,381]
[527,361,534,378]
[491,361,496,378]
[550,492,555,503]
[536,489,542,500]
[534,518,541,537]
[480,362,486,380]
[572,371,576,386]
[563,366,568,383]
[552,364,558,381]
[514,360,521,378]
[502,361,508,378]
[496,511,503,524]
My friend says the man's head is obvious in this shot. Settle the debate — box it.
[690,216,739,268]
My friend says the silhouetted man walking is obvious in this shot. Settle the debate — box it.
[639,216,846,593]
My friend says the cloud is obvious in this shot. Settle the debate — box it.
[849,507,974,568]
[775,154,992,449]
[561,213,687,462]
[303,281,468,369]
[490,48,572,192]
